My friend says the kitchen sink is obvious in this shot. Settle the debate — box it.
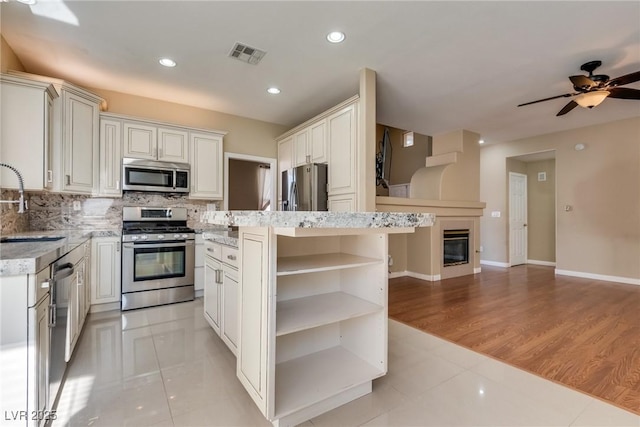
[0,236,65,243]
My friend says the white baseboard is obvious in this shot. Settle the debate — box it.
[480,260,510,268]
[555,269,640,286]
[527,259,556,267]
[389,271,407,279]
[473,267,482,274]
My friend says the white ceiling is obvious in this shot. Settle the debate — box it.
[2,1,639,144]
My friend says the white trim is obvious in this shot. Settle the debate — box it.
[555,269,640,286]
[223,152,277,211]
[473,267,482,274]
[480,260,510,268]
[388,271,407,279]
[527,259,556,267]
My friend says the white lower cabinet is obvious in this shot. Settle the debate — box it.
[203,240,238,355]
[0,265,52,426]
[90,236,121,308]
[237,227,388,426]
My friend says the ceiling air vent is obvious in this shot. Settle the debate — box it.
[228,42,266,65]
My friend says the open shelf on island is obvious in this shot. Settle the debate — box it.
[277,253,381,276]
[274,346,383,419]
[276,292,382,336]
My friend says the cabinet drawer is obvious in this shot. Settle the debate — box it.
[222,246,238,268]
[29,265,52,307]
[205,242,222,261]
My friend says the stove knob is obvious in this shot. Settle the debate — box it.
[174,234,181,239]
[157,235,165,239]
[140,235,148,241]
[181,234,188,239]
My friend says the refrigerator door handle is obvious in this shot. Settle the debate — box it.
[291,181,298,211]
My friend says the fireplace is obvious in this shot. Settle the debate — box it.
[443,229,470,267]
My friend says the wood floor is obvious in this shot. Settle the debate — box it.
[388,265,640,415]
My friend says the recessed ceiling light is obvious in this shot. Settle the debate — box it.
[326,31,346,43]
[267,87,281,95]
[159,58,177,67]
[479,139,485,144]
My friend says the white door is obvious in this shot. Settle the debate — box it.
[509,172,527,266]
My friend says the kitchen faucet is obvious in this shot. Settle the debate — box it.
[0,163,28,213]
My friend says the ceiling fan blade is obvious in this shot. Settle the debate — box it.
[607,71,640,87]
[608,87,640,100]
[569,75,596,89]
[556,100,578,116]
[517,93,574,107]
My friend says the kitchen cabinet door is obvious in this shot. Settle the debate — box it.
[158,127,189,163]
[310,119,327,164]
[293,129,309,167]
[327,102,358,196]
[0,74,57,191]
[123,122,157,160]
[221,264,238,355]
[98,118,123,196]
[62,92,100,194]
[204,254,222,334]
[328,193,356,212]
[90,237,121,306]
[277,137,293,208]
[189,132,223,199]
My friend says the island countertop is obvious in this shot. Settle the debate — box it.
[201,210,435,230]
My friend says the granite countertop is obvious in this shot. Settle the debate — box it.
[201,210,436,229]
[201,229,239,248]
[0,229,120,277]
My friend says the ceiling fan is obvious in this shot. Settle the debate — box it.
[518,60,640,116]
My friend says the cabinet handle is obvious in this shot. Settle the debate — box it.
[65,174,71,185]
[116,244,120,252]
[215,269,222,284]
[207,247,215,253]
[47,170,53,183]
[227,254,237,261]
[306,154,311,164]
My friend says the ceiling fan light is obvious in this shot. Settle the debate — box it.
[575,91,609,108]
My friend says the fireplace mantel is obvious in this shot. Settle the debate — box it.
[376,196,485,217]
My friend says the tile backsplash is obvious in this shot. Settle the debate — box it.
[1,189,219,234]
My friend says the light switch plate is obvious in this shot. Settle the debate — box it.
[72,201,81,211]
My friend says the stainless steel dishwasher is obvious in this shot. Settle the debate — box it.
[49,244,84,408]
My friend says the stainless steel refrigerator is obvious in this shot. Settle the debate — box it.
[281,163,328,211]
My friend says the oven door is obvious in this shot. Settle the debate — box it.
[122,240,195,293]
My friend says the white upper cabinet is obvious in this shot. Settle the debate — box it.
[98,118,122,196]
[0,74,57,191]
[327,102,358,197]
[158,127,189,162]
[310,119,327,164]
[60,90,101,194]
[292,119,327,168]
[123,121,190,163]
[293,129,308,167]
[123,122,157,160]
[189,131,224,199]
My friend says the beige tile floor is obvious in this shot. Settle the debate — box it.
[53,299,640,426]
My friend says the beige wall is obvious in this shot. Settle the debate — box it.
[91,87,287,159]
[527,159,556,262]
[0,35,25,72]
[439,130,481,201]
[480,117,640,280]
[228,159,263,210]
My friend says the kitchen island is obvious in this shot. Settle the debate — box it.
[201,210,434,427]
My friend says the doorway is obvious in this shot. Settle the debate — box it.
[507,151,556,267]
[224,153,277,211]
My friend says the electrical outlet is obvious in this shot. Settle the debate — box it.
[479,246,484,252]
[491,211,501,218]
[73,201,82,211]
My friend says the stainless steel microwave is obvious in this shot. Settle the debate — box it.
[122,158,190,193]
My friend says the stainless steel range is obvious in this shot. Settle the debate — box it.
[121,207,195,311]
